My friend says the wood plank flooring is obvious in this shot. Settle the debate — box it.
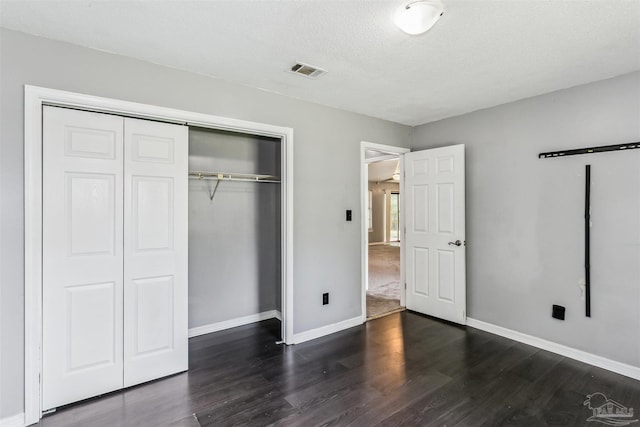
[39,312,640,426]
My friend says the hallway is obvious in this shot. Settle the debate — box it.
[367,244,403,319]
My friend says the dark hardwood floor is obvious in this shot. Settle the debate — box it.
[39,311,640,426]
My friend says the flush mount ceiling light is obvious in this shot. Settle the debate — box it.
[394,0,444,35]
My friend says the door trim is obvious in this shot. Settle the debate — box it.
[360,142,410,322]
[24,85,295,424]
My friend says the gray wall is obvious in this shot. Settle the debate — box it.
[411,71,640,368]
[188,128,281,328]
[0,29,410,418]
[368,181,399,243]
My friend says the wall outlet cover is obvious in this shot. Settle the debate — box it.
[552,304,565,320]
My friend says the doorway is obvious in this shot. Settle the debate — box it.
[361,142,409,321]
[361,142,467,324]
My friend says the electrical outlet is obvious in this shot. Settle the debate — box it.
[346,210,352,221]
[322,293,329,305]
[552,304,565,320]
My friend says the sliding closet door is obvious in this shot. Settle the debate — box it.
[123,118,189,387]
[42,107,124,409]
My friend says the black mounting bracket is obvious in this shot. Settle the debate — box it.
[539,142,639,159]
[584,165,591,318]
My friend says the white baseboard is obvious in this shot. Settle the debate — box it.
[466,317,640,381]
[0,413,24,427]
[189,310,281,338]
[368,242,386,246]
[293,316,363,344]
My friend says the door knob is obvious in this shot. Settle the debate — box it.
[448,240,462,246]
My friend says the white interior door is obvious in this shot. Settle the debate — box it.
[42,107,125,409]
[123,118,189,387]
[404,144,466,324]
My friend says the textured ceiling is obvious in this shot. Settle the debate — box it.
[1,0,639,125]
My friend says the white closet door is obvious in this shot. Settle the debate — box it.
[123,117,189,387]
[42,106,124,410]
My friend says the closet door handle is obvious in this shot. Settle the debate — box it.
[448,240,462,247]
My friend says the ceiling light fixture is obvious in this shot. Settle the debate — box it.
[394,0,444,35]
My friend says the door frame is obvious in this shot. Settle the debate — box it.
[360,141,410,322]
[24,85,295,424]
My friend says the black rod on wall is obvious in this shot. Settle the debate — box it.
[585,164,591,318]
[539,142,640,159]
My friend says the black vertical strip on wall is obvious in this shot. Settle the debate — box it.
[585,164,591,317]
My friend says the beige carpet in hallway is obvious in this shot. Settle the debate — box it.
[367,244,403,319]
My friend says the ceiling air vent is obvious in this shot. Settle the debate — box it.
[290,62,327,79]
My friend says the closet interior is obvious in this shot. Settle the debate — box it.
[188,127,282,337]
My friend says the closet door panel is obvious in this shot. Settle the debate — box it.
[131,276,175,355]
[123,118,188,387]
[131,176,174,251]
[42,106,124,410]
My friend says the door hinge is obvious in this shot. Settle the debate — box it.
[404,283,407,289]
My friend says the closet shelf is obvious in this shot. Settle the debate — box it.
[189,171,280,200]
[188,171,280,184]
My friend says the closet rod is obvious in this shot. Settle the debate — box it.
[188,171,280,183]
